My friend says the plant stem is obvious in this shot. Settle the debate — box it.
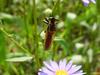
[0,28,31,55]
[97,0,100,39]
[52,0,60,16]
[95,0,100,54]
[33,0,40,71]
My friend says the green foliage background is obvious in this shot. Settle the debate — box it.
[0,0,100,75]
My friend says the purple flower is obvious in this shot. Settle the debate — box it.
[82,0,96,6]
[38,59,85,75]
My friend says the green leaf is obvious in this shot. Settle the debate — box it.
[0,13,23,25]
[0,30,6,63]
[6,56,33,62]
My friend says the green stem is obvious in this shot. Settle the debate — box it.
[0,28,31,55]
[33,0,40,71]
[52,0,60,16]
[97,0,100,37]
[23,1,34,51]
[0,0,5,11]
[95,0,100,52]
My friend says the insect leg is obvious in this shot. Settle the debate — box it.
[43,18,49,24]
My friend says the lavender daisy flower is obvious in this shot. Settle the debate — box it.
[38,59,85,75]
[82,0,96,6]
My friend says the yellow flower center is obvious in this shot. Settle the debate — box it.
[56,70,68,75]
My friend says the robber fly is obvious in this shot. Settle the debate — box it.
[43,17,57,50]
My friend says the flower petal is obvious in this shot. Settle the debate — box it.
[68,65,82,74]
[43,61,55,72]
[71,70,85,75]
[71,71,85,75]
[42,67,54,75]
[66,60,73,71]
[38,72,47,75]
[82,0,90,6]
[90,0,96,4]
[59,59,67,70]
[72,73,83,75]
[50,60,59,71]
[82,0,90,3]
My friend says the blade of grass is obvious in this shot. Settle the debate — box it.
[52,0,60,16]
[97,0,100,41]
[93,0,100,56]
[0,0,5,11]
[33,0,40,71]
[0,28,31,55]
[23,1,34,52]
[0,28,6,63]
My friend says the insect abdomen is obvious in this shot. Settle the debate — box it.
[44,31,55,50]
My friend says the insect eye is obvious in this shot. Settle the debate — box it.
[50,17,58,21]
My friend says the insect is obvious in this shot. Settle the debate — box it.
[43,17,57,50]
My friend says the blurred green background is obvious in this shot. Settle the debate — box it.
[0,0,100,75]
